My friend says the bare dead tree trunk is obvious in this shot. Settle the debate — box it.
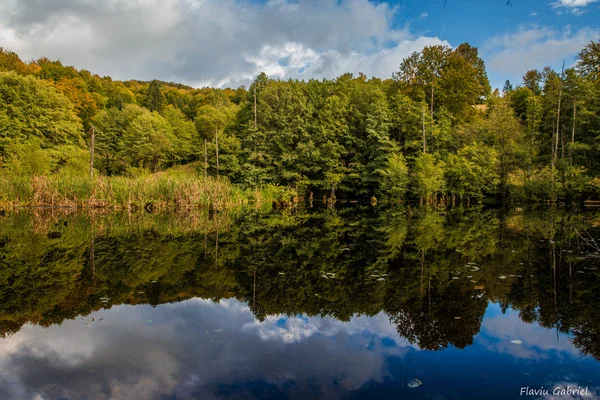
[422,107,427,153]
[215,128,219,179]
[89,125,95,178]
[204,138,208,178]
[430,85,434,120]
[551,119,556,194]
[254,86,257,129]
[561,127,565,160]
[570,100,576,166]
[555,62,564,162]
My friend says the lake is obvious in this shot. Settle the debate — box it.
[1,205,599,399]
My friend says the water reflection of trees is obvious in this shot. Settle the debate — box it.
[0,206,599,359]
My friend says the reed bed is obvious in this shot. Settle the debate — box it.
[0,171,277,211]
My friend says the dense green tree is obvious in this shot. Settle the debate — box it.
[445,142,500,202]
[122,109,175,171]
[162,105,196,164]
[381,151,409,199]
[412,152,445,202]
[0,72,82,155]
[143,80,165,112]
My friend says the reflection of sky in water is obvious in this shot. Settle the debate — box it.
[0,300,599,400]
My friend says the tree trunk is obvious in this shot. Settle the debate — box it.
[551,119,556,196]
[555,63,564,162]
[215,128,219,179]
[254,86,257,129]
[89,125,95,179]
[561,126,565,160]
[570,101,576,166]
[430,85,434,120]
[204,138,208,178]
[422,107,427,153]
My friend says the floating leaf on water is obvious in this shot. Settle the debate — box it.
[511,340,523,345]
[407,379,422,388]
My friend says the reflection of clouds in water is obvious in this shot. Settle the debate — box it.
[0,298,412,400]
[244,311,415,348]
[480,307,580,360]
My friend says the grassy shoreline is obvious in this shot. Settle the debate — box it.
[0,171,284,211]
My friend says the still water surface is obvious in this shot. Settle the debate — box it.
[0,205,599,399]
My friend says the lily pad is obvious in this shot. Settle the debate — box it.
[407,379,422,388]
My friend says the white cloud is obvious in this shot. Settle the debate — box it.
[552,0,600,15]
[483,26,600,85]
[554,0,599,7]
[419,11,429,19]
[0,0,448,88]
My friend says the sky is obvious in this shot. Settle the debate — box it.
[0,0,599,90]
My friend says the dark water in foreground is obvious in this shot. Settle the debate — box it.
[0,205,599,400]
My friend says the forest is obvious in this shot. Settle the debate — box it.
[1,40,600,205]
